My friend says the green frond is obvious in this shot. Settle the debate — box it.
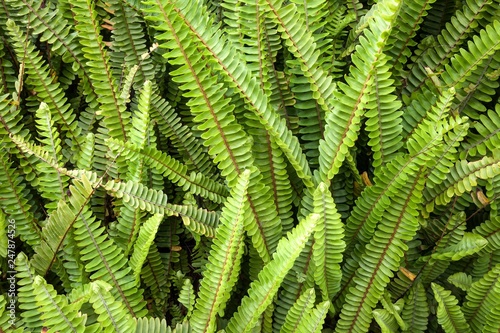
[32,275,86,332]
[107,138,228,203]
[143,0,283,263]
[5,19,83,157]
[439,21,500,92]
[462,264,500,332]
[405,0,495,95]
[380,291,407,330]
[279,288,316,333]
[384,0,436,82]
[71,176,147,318]
[402,282,429,333]
[224,213,318,333]
[77,133,95,170]
[0,210,6,258]
[176,204,220,239]
[473,216,500,254]
[140,245,169,312]
[89,280,136,333]
[431,282,471,333]
[312,182,345,301]
[364,61,403,173]
[462,104,500,158]
[135,317,169,333]
[423,155,500,216]
[33,102,70,211]
[190,169,249,333]
[0,149,40,247]
[130,213,164,284]
[15,252,43,330]
[295,301,329,333]
[431,232,487,261]
[178,278,195,319]
[151,0,314,190]
[110,0,155,86]
[373,309,399,333]
[316,0,401,182]
[335,167,425,333]
[151,92,217,178]
[447,272,474,291]
[482,283,500,333]
[30,175,94,276]
[68,0,130,141]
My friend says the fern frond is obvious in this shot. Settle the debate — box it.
[405,0,495,95]
[157,0,314,189]
[462,264,500,332]
[462,104,500,158]
[335,167,425,333]
[179,278,195,320]
[317,0,401,182]
[5,19,83,157]
[312,183,345,301]
[225,213,318,333]
[135,317,169,333]
[30,174,94,276]
[88,280,136,333]
[279,288,315,333]
[447,272,474,291]
[32,275,87,332]
[431,282,471,333]
[190,169,249,333]
[423,155,500,216]
[295,301,329,333]
[15,252,43,330]
[143,0,283,263]
[401,282,429,333]
[482,284,500,333]
[151,92,217,178]
[107,138,228,203]
[130,213,164,284]
[0,149,40,247]
[33,102,70,211]
[71,176,147,318]
[473,216,500,254]
[109,0,155,86]
[384,0,436,82]
[68,0,130,141]
[431,232,487,261]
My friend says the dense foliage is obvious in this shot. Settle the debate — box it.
[1,0,500,332]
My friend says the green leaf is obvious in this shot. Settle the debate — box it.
[431,283,471,333]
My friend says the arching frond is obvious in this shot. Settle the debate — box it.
[431,282,471,333]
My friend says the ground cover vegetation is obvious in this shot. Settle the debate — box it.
[1,0,500,332]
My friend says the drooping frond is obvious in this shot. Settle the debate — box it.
[107,138,228,203]
[224,213,318,333]
[190,169,249,333]
[431,282,471,333]
[430,232,487,261]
